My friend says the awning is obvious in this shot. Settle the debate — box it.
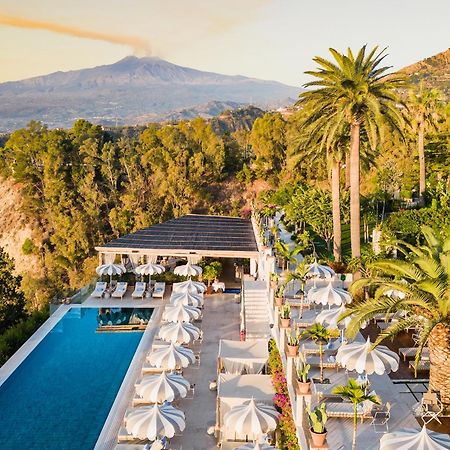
[218,340,268,374]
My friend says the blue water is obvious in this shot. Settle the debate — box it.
[224,288,241,294]
[0,308,148,450]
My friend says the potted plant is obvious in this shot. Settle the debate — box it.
[274,285,285,307]
[200,261,222,294]
[279,303,291,328]
[286,327,301,357]
[296,354,311,394]
[306,403,328,447]
[270,273,279,290]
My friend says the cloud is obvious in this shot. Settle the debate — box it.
[0,13,151,55]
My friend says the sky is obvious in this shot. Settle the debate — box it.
[0,0,449,87]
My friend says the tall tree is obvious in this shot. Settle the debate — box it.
[347,226,450,406]
[298,46,405,260]
[408,85,442,206]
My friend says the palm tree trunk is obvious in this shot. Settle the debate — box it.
[319,341,324,383]
[350,122,361,260]
[428,324,450,407]
[418,120,426,207]
[331,158,342,262]
[352,404,358,450]
[345,152,351,189]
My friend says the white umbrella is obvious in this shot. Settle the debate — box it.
[136,372,190,403]
[159,322,201,344]
[380,425,450,450]
[233,444,277,450]
[315,304,367,330]
[173,279,206,294]
[162,304,201,323]
[148,343,196,370]
[309,282,352,306]
[125,403,186,440]
[135,263,165,284]
[307,261,335,279]
[96,263,126,283]
[174,262,203,278]
[336,337,399,375]
[170,291,204,308]
[224,399,278,439]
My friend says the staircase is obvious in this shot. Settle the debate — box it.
[243,280,271,341]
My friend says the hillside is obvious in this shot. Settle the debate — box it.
[0,56,299,131]
[400,48,450,100]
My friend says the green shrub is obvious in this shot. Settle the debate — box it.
[0,309,49,366]
[21,238,34,255]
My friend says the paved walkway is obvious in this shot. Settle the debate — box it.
[170,293,241,450]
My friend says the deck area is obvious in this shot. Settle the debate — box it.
[82,289,167,308]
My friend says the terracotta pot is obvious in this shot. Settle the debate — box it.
[310,429,327,447]
[287,344,298,357]
[206,286,213,295]
[296,380,311,395]
[280,317,291,328]
[274,297,284,307]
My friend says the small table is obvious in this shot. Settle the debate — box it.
[212,281,225,292]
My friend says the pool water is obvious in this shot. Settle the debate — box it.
[0,308,148,450]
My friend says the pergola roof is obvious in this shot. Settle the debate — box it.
[95,214,259,258]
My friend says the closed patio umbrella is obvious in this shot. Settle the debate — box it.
[162,304,201,323]
[136,372,190,403]
[379,425,450,449]
[172,279,206,294]
[96,263,126,283]
[336,337,399,375]
[315,304,366,331]
[148,343,196,370]
[170,291,204,308]
[125,403,185,440]
[309,282,352,306]
[174,262,202,278]
[224,398,278,439]
[158,321,201,344]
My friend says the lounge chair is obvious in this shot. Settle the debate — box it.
[152,282,166,298]
[326,397,375,423]
[409,360,430,373]
[132,281,147,299]
[112,282,128,298]
[418,392,443,424]
[91,281,107,298]
[399,347,429,361]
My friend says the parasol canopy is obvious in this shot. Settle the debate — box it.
[148,343,196,370]
[170,291,204,308]
[307,261,335,279]
[125,403,185,440]
[158,321,201,344]
[379,425,450,450]
[223,398,278,439]
[162,303,201,323]
[309,282,352,306]
[173,279,206,294]
[136,371,190,403]
[174,262,203,277]
[336,337,399,375]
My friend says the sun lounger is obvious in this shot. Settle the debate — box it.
[112,282,128,298]
[91,281,107,298]
[307,355,339,369]
[399,347,429,361]
[132,281,147,299]
[326,399,375,423]
[409,360,430,373]
[152,282,166,298]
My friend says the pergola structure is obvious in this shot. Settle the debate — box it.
[95,214,261,264]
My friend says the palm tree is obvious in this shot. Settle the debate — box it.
[302,323,334,383]
[274,241,302,271]
[283,260,310,317]
[346,226,450,406]
[408,85,442,206]
[332,379,380,450]
[298,46,405,260]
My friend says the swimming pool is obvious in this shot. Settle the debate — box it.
[0,307,150,450]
